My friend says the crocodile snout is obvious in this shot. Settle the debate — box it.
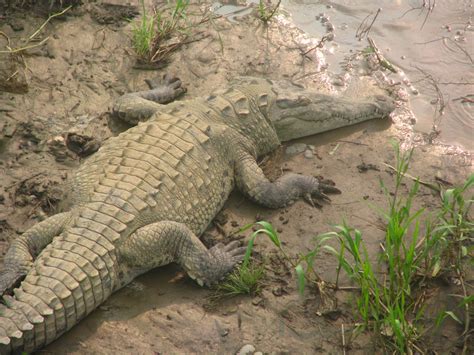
[374,95,397,116]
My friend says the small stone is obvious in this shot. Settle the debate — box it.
[217,325,229,337]
[325,32,335,41]
[285,143,307,155]
[237,344,256,355]
[272,286,283,296]
[251,297,263,306]
[277,227,283,233]
[304,150,314,159]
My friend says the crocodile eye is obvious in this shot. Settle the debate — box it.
[276,96,310,108]
[276,98,293,108]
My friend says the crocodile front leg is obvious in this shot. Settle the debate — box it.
[235,151,340,208]
[0,212,72,296]
[113,75,186,125]
[119,221,246,287]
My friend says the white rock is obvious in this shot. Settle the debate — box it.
[237,344,256,355]
[304,149,314,159]
[285,143,307,155]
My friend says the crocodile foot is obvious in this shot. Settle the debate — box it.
[196,241,246,287]
[143,74,187,104]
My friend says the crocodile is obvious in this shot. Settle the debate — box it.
[0,75,395,353]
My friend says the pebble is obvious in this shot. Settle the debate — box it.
[272,286,284,296]
[285,143,307,155]
[304,150,314,159]
[326,23,335,32]
[251,297,263,306]
[237,344,255,355]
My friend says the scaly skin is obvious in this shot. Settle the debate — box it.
[0,76,395,353]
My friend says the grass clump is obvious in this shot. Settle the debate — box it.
[131,0,189,65]
[216,264,265,298]
[212,222,276,299]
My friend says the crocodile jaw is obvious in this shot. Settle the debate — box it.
[269,91,396,142]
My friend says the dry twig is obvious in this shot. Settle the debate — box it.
[399,0,436,30]
[356,8,381,41]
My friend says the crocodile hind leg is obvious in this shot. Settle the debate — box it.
[235,151,340,208]
[0,212,71,295]
[113,74,186,125]
[119,221,246,287]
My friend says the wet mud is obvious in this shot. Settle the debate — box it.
[0,1,472,354]
[282,0,474,150]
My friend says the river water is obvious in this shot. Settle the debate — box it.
[281,0,473,151]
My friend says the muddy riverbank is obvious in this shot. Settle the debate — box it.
[0,1,472,353]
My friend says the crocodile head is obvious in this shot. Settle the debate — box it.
[266,81,396,142]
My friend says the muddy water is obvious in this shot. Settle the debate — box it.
[282,0,473,150]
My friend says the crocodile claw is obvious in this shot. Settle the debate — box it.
[305,181,341,208]
[144,74,187,104]
[320,184,341,195]
[205,240,246,287]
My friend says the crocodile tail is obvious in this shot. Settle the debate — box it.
[0,217,119,354]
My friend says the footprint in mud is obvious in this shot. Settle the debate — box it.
[90,2,139,26]
[145,303,233,352]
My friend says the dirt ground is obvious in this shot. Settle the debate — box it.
[0,1,472,354]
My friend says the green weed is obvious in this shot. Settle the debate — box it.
[131,1,156,59]
[295,142,472,353]
[241,221,330,296]
[216,263,265,297]
[131,0,189,64]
